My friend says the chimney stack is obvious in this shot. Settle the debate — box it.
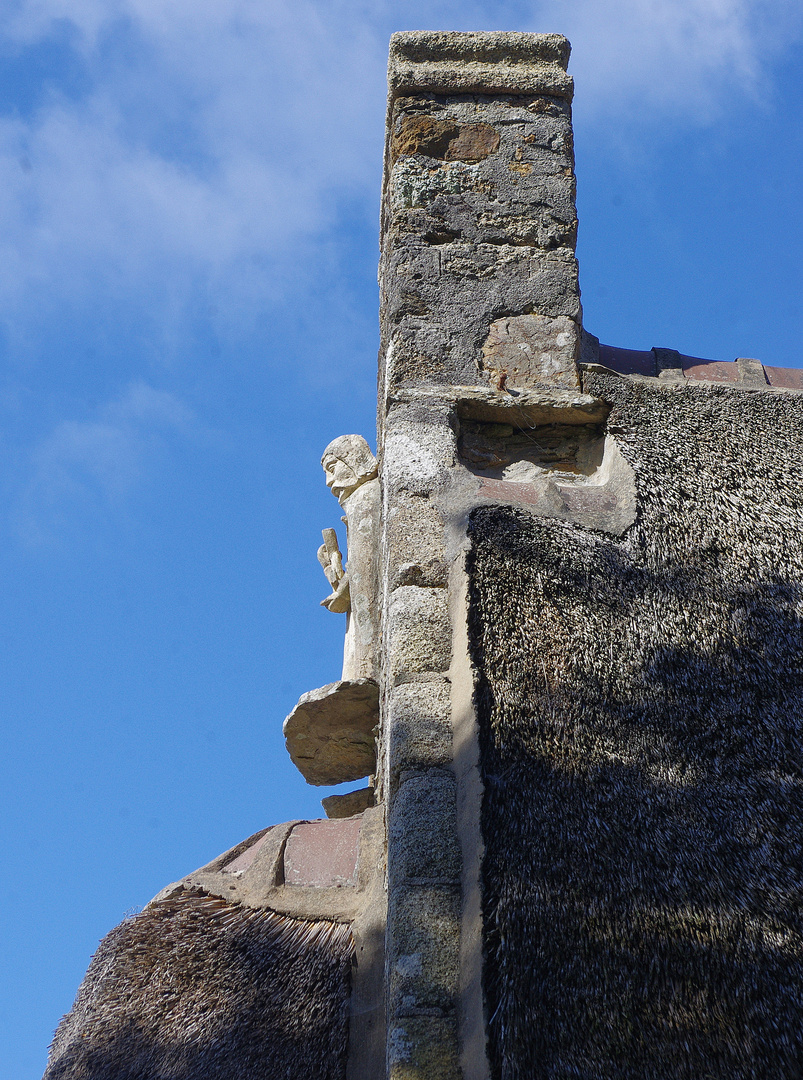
[378,32,579,1079]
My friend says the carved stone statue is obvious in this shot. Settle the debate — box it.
[319,435,380,681]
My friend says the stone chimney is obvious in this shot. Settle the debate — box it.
[377,31,581,1079]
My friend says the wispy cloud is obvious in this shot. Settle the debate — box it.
[13,382,194,544]
[0,1,388,360]
[0,0,800,362]
[534,0,803,122]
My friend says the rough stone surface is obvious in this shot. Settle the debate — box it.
[386,587,452,680]
[389,770,461,883]
[392,116,500,162]
[386,494,449,589]
[388,681,453,779]
[735,355,768,387]
[382,243,581,392]
[380,75,581,397]
[460,422,636,536]
[283,679,379,786]
[321,787,375,819]
[480,313,580,390]
[388,884,461,1015]
[382,405,456,499]
[388,1017,461,1080]
[388,30,572,99]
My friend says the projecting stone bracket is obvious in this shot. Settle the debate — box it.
[283,678,379,787]
[389,383,610,427]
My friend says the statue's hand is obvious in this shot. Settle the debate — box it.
[318,543,340,589]
[319,528,350,611]
[321,573,351,613]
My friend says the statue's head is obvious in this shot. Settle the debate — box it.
[321,435,377,504]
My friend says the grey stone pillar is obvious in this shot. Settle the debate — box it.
[377,31,580,1079]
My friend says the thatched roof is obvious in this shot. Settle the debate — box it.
[468,374,803,1078]
[43,888,353,1080]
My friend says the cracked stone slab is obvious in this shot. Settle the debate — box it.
[481,314,580,390]
[283,679,379,786]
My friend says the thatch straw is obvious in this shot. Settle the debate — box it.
[467,375,803,1079]
[43,888,353,1080]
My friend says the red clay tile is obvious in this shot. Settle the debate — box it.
[596,343,803,390]
[479,478,548,507]
[597,345,655,376]
[683,360,739,383]
[764,366,803,390]
[221,828,275,874]
[283,816,362,888]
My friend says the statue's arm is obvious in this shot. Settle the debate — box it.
[319,528,351,613]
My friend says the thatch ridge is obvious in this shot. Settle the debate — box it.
[44,887,354,1080]
[468,376,803,1079]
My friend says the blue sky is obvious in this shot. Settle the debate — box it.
[3,1,803,1075]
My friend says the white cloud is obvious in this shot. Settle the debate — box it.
[0,0,389,357]
[0,0,800,363]
[533,0,803,122]
[13,382,195,543]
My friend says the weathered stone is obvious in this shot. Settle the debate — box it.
[388,681,453,778]
[321,434,377,503]
[382,244,582,391]
[283,679,379,786]
[389,884,461,1014]
[388,30,573,100]
[393,383,609,427]
[317,527,349,611]
[386,495,448,589]
[736,356,768,387]
[319,435,380,680]
[393,116,460,160]
[392,117,500,163]
[446,123,500,162]
[387,587,452,680]
[481,313,580,389]
[388,1017,461,1080]
[382,406,456,499]
[389,770,461,883]
[321,786,375,819]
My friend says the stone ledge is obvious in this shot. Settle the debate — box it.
[388,31,573,100]
[389,383,610,426]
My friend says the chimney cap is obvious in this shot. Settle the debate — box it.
[388,31,573,100]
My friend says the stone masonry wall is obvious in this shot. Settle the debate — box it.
[377,32,581,1079]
